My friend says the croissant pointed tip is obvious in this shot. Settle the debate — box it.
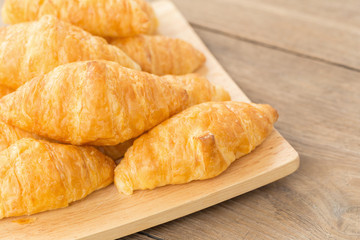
[261,104,279,124]
[114,168,134,195]
[214,86,231,101]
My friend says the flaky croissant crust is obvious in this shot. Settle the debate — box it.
[0,15,139,89]
[0,138,114,219]
[98,74,230,160]
[0,60,232,146]
[0,60,189,145]
[115,102,278,194]
[2,0,158,37]
[162,74,230,106]
[111,35,206,75]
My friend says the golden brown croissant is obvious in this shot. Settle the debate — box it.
[94,73,230,160]
[111,35,206,75]
[114,102,278,195]
[2,0,158,38]
[0,15,139,89]
[0,60,191,145]
[0,138,115,219]
[0,85,13,98]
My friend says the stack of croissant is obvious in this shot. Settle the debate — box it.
[0,0,278,219]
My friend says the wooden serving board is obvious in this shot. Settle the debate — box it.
[0,1,299,239]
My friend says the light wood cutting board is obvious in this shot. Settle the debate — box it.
[0,1,299,239]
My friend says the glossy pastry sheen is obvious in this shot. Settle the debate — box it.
[0,138,115,219]
[115,102,278,195]
[111,35,206,75]
[0,60,191,145]
[0,15,139,89]
[2,0,158,38]
[95,73,230,160]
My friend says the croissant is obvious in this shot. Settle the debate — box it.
[114,102,278,195]
[2,0,158,38]
[0,85,13,98]
[98,74,231,160]
[0,15,139,89]
[0,138,115,219]
[111,35,206,75]
[0,60,192,145]
[93,73,230,160]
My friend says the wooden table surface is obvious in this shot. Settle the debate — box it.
[0,0,358,239]
[124,0,360,239]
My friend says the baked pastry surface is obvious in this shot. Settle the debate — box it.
[98,75,230,160]
[162,74,230,106]
[0,138,115,219]
[0,15,139,89]
[111,35,205,75]
[0,119,128,162]
[115,102,278,195]
[0,60,190,145]
[2,0,158,37]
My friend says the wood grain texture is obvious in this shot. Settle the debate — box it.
[171,0,360,70]
[136,1,360,239]
[251,0,360,29]
[0,1,298,239]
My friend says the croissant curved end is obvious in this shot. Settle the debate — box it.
[114,170,134,195]
[247,103,279,125]
[261,104,279,124]
[214,86,231,101]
